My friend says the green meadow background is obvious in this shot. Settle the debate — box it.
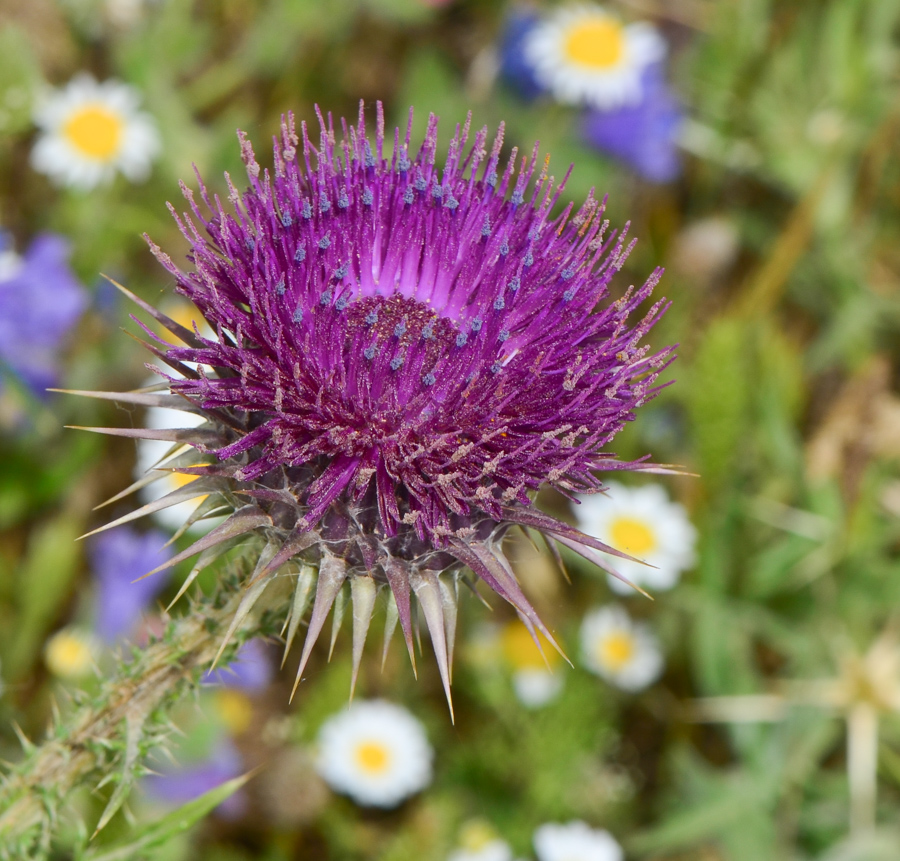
[2,1,900,859]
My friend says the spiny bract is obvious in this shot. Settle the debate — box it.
[73,103,675,715]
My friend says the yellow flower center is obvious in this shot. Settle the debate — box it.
[214,689,254,735]
[563,18,626,70]
[45,631,94,679]
[170,470,200,489]
[501,621,559,670]
[355,741,391,774]
[598,632,635,670]
[610,516,656,556]
[168,304,207,343]
[62,104,124,160]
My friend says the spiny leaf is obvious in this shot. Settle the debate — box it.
[82,771,256,861]
[92,709,148,837]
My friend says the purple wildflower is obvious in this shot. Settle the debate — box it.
[75,103,675,714]
[143,738,246,819]
[581,64,682,183]
[203,638,274,692]
[89,526,173,643]
[499,11,545,100]
[0,232,87,395]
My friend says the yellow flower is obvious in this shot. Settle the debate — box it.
[44,628,100,680]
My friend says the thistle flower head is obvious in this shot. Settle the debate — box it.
[75,103,674,714]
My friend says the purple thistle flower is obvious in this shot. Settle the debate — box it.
[89,526,173,642]
[0,232,87,396]
[74,103,675,716]
[581,64,683,183]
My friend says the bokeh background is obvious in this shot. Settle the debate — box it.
[2,0,900,859]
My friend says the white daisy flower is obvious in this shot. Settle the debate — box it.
[44,627,101,680]
[523,5,666,110]
[534,821,623,861]
[580,605,663,692]
[511,670,564,709]
[500,620,564,708]
[574,482,696,595]
[31,74,160,190]
[315,699,433,808]
[136,303,219,532]
[137,401,210,532]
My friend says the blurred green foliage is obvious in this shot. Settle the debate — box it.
[2,0,900,859]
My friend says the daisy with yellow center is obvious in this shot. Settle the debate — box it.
[579,605,663,691]
[31,74,160,190]
[534,820,623,861]
[500,620,565,708]
[136,303,221,533]
[574,482,697,595]
[315,700,433,808]
[136,400,212,532]
[523,5,666,110]
[44,627,101,680]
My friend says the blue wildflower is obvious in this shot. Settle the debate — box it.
[89,526,173,643]
[581,64,683,182]
[0,232,87,395]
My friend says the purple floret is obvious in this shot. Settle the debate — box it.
[152,105,673,544]
[0,233,87,394]
[84,103,677,709]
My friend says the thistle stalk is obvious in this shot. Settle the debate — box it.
[0,563,279,858]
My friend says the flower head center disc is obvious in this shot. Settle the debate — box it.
[564,18,625,69]
[348,294,456,347]
[610,516,656,555]
[599,632,635,670]
[63,105,123,160]
[355,741,391,774]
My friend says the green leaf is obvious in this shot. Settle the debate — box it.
[2,511,84,680]
[92,709,150,838]
[686,316,751,489]
[82,771,255,861]
[0,25,41,135]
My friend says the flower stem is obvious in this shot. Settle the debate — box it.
[0,568,273,856]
